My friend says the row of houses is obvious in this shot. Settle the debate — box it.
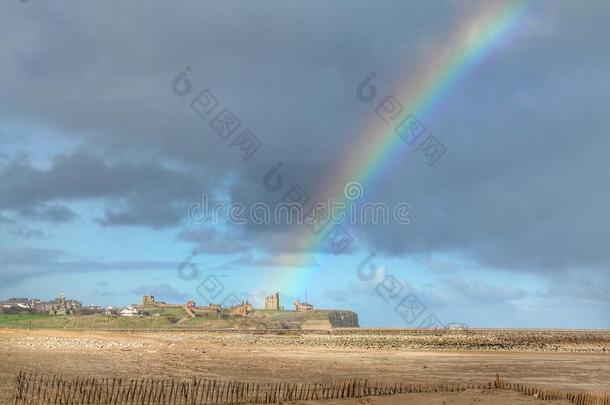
[0,295,147,317]
[0,294,82,315]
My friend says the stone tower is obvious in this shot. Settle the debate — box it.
[264,292,280,310]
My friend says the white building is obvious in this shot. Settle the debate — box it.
[119,307,138,317]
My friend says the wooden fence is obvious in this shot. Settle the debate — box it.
[12,371,492,405]
[13,371,610,404]
[494,375,610,405]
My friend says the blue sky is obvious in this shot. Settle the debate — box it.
[1,1,609,328]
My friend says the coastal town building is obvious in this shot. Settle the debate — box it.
[38,294,82,315]
[0,294,82,315]
[293,300,314,311]
[230,301,253,316]
[0,298,31,309]
[119,307,139,317]
[265,292,280,310]
[1,291,319,318]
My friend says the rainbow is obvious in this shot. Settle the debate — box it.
[268,1,533,299]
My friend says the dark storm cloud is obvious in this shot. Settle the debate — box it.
[1,0,609,285]
[0,151,218,228]
[19,204,78,223]
[0,247,180,286]
[0,152,165,206]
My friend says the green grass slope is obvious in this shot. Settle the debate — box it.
[0,308,359,330]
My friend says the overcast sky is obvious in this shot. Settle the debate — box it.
[1,1,609,328]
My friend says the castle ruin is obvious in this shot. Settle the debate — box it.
[293,300,314,312]
[230,301,253,316]
[264,292,280,310]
